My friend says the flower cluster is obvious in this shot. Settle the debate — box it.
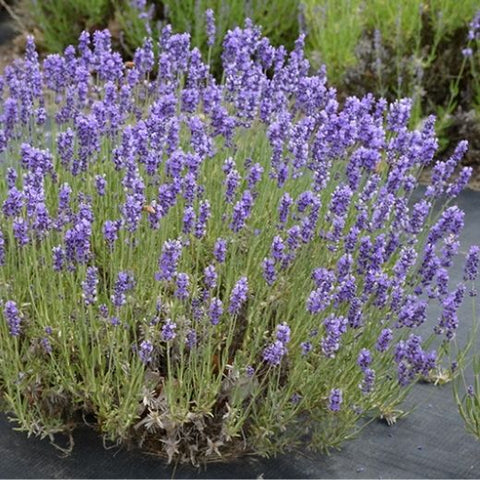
[0,22,477,464]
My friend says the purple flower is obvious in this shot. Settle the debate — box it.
[312,267,335,290]
[20,143,54,178]
[464,245,480,281]
[262,257,276,285]
[64,218,92,264]
[397,295,427,328]
[357,348,372,371]
[394,334,436,385]
[230,190,254,232]
[301,341,312,355]
[181,88,200,113]
[468,10,480,40]
[195,200,211,239]
[0,230,5,266]
[387,98,412,132]
[58,183,72,212]
[328,388,343,412]
[278,193,293,225]
[307,268,335,313]
[161,319,177,341]
[271,236,285,262]
[337,253,352,280]
[213,238,227,263]
[427,206,464,245]
[103,220,120,248]
[262,340,287,366]
[228,277,248,314]
[437,286,465,339]
[41,329,53,354]
[394,247,417,280]
[121,193,143,233]
[329,185,352,217]
[276,322,291,344]
[447,167,472,197]
[6,168,17,190]
[134,37,154,75]
[182,206,196,234]
[287,225,301,250]
[98,304,109,318]
[360,368,375,394]
[209,297,223,325]
[95,174,107,196]
[321,315,347,358]
[204,264,217,290]
[156,239,182,281]
[247,163,264,189]
[13,218,29,246]
[139,340,153,364]
[52,246,65,271]
[175,273,190,300]
[205,8,216,46]
[111,271,135,308]
[2,187,24,217]
[82,266,99,306]
[4,300,21,337]
[407,200,430,234]
[307,287,332,314]
[186,329,197,349]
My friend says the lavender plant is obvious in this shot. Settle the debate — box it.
[453,246,480,440]
[116,0,299,76]
[455,356,480,440]
[0,19,477,465]
[462,11,480,113]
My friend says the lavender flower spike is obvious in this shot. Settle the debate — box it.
[205,8,216,46]
[276,322,291,344]
[139,340,153,364]
[209,297,223,325]
[175,273,190,300]
[156,239,182,281]
[4,300,21,337]
[464,245,480,281]
[0,230,5,266]
[161,319,177,342]
[328,388,343,412]
[376,328,393,352]
[262,257,276,285]
[228,277,248,314]
[263,340,287,366]
[357,348,372,371]
[111,271,135,308]
[213,238,227,263]
[82,266,99,305]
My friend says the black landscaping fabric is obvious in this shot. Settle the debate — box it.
[0,188,479,478]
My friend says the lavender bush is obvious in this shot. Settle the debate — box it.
[0,17,478,465]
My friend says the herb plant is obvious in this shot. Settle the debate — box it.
[0,17,477,465]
